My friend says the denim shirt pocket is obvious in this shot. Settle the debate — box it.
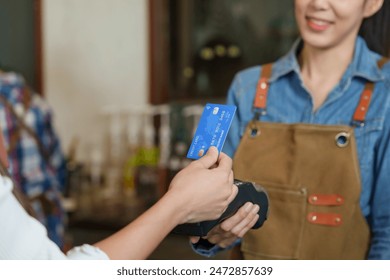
[352,118,384,171]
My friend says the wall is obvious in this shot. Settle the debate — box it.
[0,0,36,90]
[42,0,149,161]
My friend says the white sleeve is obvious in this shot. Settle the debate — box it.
[0,176,109,260]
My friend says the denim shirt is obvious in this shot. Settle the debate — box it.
[194,36,390,259]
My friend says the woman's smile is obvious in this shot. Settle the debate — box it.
[306,16,332,32]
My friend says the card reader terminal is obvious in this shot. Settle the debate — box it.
[172,179,269,236]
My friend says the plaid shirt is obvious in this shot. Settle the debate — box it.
[0,71,67,248]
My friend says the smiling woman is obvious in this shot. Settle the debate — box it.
[294,0,383,51]
[190,0,390,260]
[293,0,385,110]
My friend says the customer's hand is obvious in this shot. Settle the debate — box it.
[167,146,238,224]
[190,202,260,247]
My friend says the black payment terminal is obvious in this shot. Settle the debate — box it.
[172,179,269,236]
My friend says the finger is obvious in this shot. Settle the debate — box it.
[226,184,238,205]
[218,236,238,248]
[206,230,236,245]
[205,225,225,240]
[196,146,219,168]
[238,214,259,238]
[205,225,221,236]
[216,152,233,171]
[229,204,260,236]
[229,170,234,184]
[220,202,254,231]
[208,229,235,242]
[206,233,223,245]
[190,236,200,244]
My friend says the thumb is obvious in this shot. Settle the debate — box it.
[196,146,219,168]
[190,236,200,244]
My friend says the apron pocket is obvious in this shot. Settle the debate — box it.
[241,184,307,259]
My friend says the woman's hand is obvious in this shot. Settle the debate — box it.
[167,146,238,224]
[190,202,260,247]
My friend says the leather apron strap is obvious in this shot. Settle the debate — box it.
[253,58,389,122]
[254,63,273,111]
[352,57,389,124]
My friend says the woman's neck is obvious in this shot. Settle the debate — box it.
[298,40,355,110]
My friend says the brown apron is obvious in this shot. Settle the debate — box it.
[231,58,388,260]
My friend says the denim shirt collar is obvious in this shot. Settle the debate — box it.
[270,36,384,84]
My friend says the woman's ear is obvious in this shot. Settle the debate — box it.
[364,0,384,18]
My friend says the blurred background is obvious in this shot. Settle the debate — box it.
[0,0,297,259]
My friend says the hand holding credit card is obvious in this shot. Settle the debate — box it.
[187,103,236,159]
[171,103,269,236]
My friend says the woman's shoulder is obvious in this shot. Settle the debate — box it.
[378,58,390,88]
[233,62,279,85]
[380,58,390,74]
[374,59,390,121]
[234,65,261,80]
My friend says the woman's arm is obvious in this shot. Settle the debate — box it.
[94,147,238,260]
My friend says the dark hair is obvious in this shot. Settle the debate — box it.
[359,0,390,56]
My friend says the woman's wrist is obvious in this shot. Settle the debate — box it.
[159,189,191,225]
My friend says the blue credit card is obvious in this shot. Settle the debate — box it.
[187,103,236,160]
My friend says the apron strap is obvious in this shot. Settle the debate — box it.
[377,56,389,68]
[253,63,273,112]
[352,57,389,124]
[253,58,389,123]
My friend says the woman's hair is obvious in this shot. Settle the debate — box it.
[359,0,390,56]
